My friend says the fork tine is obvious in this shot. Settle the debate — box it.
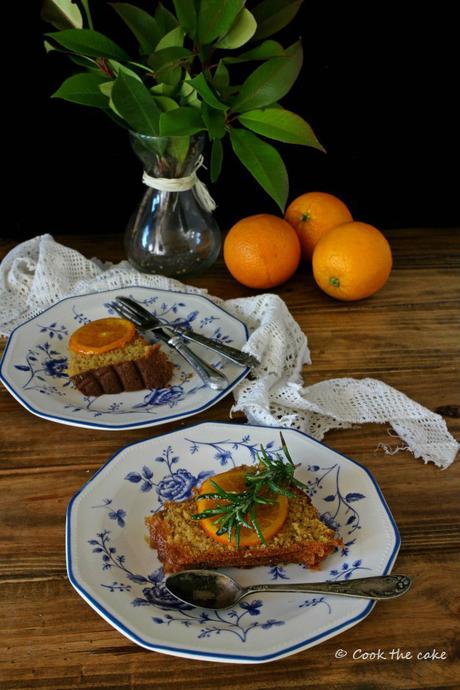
[113,298,147,323]
[116,296,152,320]
[110,301,144,327]
[109,301,128,319]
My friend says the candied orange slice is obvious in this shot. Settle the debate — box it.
[69,317,136,354]
[196,466,288,547]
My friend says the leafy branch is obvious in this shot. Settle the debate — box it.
[42,0,325,210]
[192,433,308,548]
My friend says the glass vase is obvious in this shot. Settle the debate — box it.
[124,132,221,277]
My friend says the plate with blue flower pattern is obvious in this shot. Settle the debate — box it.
[0,287,250,430]
[66,421,400,663]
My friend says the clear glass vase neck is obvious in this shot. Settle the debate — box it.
[128,131,205,178]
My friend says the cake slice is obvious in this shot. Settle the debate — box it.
[67,317,173,396]
[146,465,341,573]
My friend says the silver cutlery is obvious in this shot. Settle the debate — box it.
[110,301,229,391]
[165,569,413,610]
[115,295,259,369]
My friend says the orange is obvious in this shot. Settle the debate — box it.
[69,317,136,354]
[223,214,301,289]
[285,191,353,259]
[312,221,392,301]
[196,466,288,547]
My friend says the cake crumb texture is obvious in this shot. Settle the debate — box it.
[68,336,173,396]
[146,474,342,573]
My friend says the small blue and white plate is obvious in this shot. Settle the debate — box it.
[66,422,400,663]
[0,287,250,430]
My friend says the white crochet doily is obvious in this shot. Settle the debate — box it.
[1,234,458,468]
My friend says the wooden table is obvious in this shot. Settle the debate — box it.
[1,229,459,690]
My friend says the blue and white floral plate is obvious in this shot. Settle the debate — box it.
[66,422,400,663]
[0,287,250,430]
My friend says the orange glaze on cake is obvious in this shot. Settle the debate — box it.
[196,466,289,547]
[69,318,136,355]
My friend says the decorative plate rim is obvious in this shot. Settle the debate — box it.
[66,421,401,663]
[0,286,250,430]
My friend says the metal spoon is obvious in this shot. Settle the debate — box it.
[165,569,412,610]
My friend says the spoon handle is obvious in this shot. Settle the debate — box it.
[245,574,411,600]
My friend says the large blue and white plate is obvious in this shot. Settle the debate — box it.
[66,422,400,663]
[0,287,250,430]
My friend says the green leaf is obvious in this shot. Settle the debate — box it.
[172,0,197,37]
[41,0,83,30]
[155,33,184,86]
[197,0,244,45]
[168,136,190,168]
[230,40,302,112]
[147,46,192,73]
[80,0,94,30]
[155,2,178,34]
[109,95,127,124]
[225,84,243,97]
[153,95,179,112]
[223,39,284,64]
[44,40,57,53]
[213,61,230,90]
[181,71,201,108]
[46,39,98,60]
[148,46,192,86]
[238,108,325,150]
[159,107,206,136]
[110,3,161,53]
[51,72,109,108]
[186,73,227,110]
[202,104,226,140]
[68,55,102,76]
[111,71,161,135]
[150,82,176,96]
[155,26,185,51]
[99,81,114,97]
[230,128,288,211]
[216,9,257,49]
[252,0,303,41]
[211,138,224,182]
[107,60,142,82]
[46,29,129,61]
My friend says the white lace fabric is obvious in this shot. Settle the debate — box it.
[1,234,458,468]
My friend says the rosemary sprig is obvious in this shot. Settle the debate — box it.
[192,433,309,548]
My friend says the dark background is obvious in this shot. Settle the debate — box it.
[9,2,459,240]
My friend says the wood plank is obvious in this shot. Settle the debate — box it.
[1,229,459,688]
[1,555,459,689]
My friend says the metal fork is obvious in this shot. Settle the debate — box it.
[115,296,259,368]
[110,301,229,391]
